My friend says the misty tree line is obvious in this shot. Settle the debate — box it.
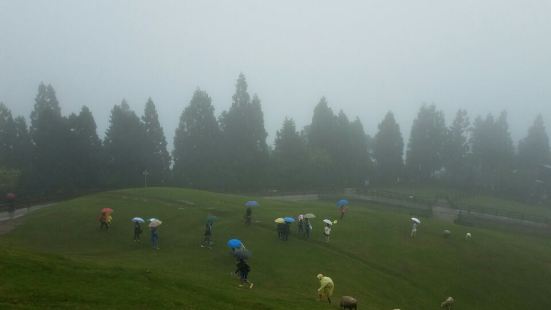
[0,73,550,203]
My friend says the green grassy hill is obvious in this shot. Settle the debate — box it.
[1,188,551,309]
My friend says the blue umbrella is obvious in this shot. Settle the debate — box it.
[337,199,349,207]
[245,201,260,207]
[227,239,242,249]
[284,217,295,223]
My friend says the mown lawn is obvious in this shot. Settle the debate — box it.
[1,187,551,309]
[373,184,551,220]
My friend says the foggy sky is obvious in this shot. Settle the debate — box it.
[1,0,550,147]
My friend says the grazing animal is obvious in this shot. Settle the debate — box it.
[340,296,357,309]
[441,296,454,309]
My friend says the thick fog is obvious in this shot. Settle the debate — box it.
[1,0,550,145]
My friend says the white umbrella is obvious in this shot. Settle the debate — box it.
[411,217,421,224]
[149,219,162,228]
[323,219,333,225]
[131,217,145,223]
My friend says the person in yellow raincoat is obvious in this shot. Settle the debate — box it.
[316,273,334,304]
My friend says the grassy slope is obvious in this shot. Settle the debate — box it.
[1,187,551,309]
[374,184,551,219]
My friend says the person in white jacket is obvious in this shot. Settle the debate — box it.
[410,222,417,238]
[323,223,332,242]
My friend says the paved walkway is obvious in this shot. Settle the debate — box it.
[432,199,459,222]
[0,204,55,235]
[0,204,55,222]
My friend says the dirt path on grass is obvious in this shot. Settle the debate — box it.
[0,204,55,235]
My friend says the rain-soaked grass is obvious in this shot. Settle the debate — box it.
[1,187,551,309]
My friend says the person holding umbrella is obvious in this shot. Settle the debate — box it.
[275,218,285,240]
[227,238,244,254]
[244,201,259,225]
[149,218,162,250]
[99,212,108,230]
[201,219,214,248]
[132,217,144,241]
[235,258,254,288]
[316,273,334,304]
[297,214,304,235]
[323,219,333,242]
[99,208,113,231]
[411,218,420,238]
[339,206,348,219]
[337,199,349,219]
[304,213,315,239]
[304,218,312,239]
[282,217,294,241]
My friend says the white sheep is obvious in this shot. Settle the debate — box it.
[441,296,454,309]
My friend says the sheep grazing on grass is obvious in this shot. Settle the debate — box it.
[465,232,472,240]
[339,296,357,309]
[441,296,454,309]
[443,230,451,238]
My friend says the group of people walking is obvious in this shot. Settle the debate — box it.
[92,199,348,298]
[97,211,161,250]
[276,216,331,241]
[297,216,313,239]
[136,221,161,250]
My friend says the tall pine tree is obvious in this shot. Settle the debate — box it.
[12,116,33,173]
[306,97,338,188]
[470,112,514,192]
[173,89,222,189]
[29,83,71,193]
[518,114,550,169]
[272,118,309,190]
[345,117,372,187]
[0,103,17,168]
[219,74,268,190]
[142,98,171,185]
[443,109,471,187]
[373,112,404,184]
[514,115,551,201]
[405,105,447,182]
[104,100,148,187]
[66,106,102,189]
[0,103,22,192]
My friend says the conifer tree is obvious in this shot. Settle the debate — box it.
[373,112,404,184]
[29,83,70,192]
[173,89,221,188]
[142,98,171,185]
[405,105,447,182]
[219,74,268,190]
[104,100,148,187]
